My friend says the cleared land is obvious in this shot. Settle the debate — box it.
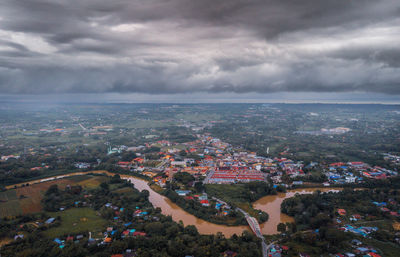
[205,184,251,203]
[0,175,108,218]
[0,190,21,217]
[44,207,109,238]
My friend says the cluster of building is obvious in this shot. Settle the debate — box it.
[341,225,378,238]
[203,154,305,185]
[372,200,400,217]
[108,145,128,155]
[39,128,67,133]
[113,133,398,190]
[176,191,212,207]
[266,244,290,257]
[383,153,400,166]
[333,239,382,257]
[53,234,85,249]
[321,127,352,134]
[124,134,308,186]
[296,127,351,135]
[83,125,113,137]
[208,167,264,184]
[48,199,151,250]
[74,162,91,169]
[174,190,232,215]
[0,154,20,161]
[326,161,398,184]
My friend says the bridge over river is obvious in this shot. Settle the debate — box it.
[236,208,268,257]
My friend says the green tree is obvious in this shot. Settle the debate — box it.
[277,222,287,234]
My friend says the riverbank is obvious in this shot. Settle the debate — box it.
[150,182,249,226]
[4,170,344,237]
[254,187,341,235]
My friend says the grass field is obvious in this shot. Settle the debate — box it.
[0,190,22,217]
[0,175,109,218]
[205,184,250,203]
[0,190,18,202]
[16,179,75,214]
[205,184,271,222]
[125,119,173,128]
[364,238,400,257]
[76,176,108,189]
[67,175,94,183]
[176,113,221,123]
[44,208,108,238]
[353,219,394,231]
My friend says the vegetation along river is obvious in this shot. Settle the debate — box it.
[123,175,340,237]
[7,171,340,237]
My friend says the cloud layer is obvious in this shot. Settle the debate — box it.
[0,0,400,94]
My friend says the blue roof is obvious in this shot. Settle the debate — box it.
[372,201,386,206]
[46,218,55,224]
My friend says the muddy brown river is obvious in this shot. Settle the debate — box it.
[123,175,340,237]
[7,171,340,237]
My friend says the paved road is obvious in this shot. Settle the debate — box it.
[203,168,215,184]
[236,208,268,257]
[211,196,229,206]
[265,240,278,257]
[78,123,87,130]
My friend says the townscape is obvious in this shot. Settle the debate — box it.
[1,0,400,256]
[0,103,400,257]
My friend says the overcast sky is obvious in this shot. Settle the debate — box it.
[0,0,399,100]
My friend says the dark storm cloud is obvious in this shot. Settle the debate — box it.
[329,45,400,68]
[0,0,400,94]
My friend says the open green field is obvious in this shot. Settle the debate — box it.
[125,119,173,128]
[44,208,109,238]
[0,175,108,218]
[67,175,94,183]
[0,190,22,217]
[75,175,108,189]
[0,190,18,202]
[205,184,269,222]
[205,184,249,203]
[176,113,221,122]
[353,219,394,231]
[363,238,400,257]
